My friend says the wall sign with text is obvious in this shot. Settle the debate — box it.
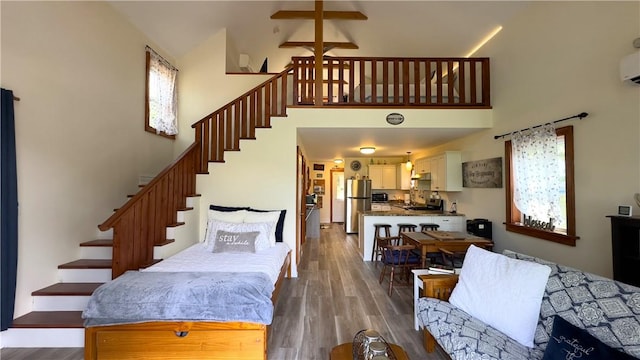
[462,157,503,188]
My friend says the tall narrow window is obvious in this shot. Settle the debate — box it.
[505,125,577,246]
[145,46,178,138]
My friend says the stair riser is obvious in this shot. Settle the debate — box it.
[79,246,112,259]
[1,328,84,347]
[32,296,90,311]
[59,269,111,283]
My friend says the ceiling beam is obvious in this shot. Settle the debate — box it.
[314,0,324,107]
[279,41,359,53]
[270,10,367,20]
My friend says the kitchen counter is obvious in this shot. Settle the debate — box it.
[357,210,466,261]
[361,209,464,216]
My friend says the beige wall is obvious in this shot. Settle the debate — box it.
[423,2,640,277]
[1,2,175,317]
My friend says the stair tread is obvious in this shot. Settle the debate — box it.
[32,282,103,296]
[12,311,84,328]
[80,239,112,247]
[58,259,112,269]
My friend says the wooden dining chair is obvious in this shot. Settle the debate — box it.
[378,238,421,296]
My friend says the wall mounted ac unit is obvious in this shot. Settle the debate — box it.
[620,50,640,84]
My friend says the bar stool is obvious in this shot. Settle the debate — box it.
[419,223,440,232]
[397,223,417,234]
[372,224,395,263]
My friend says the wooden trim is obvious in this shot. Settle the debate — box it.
[270,10,367,20]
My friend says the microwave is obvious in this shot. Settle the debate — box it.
[371,193,388,202]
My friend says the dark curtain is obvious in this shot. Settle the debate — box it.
[1,88,18,331]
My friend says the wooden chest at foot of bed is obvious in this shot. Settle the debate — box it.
[85,321,267,360]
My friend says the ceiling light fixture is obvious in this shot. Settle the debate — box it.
[334,159,343,164]
[360,147,376,155]
[405,151,413,171]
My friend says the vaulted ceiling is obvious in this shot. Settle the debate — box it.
[109,1,531,161]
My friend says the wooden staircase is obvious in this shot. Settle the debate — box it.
[4,67,293,347]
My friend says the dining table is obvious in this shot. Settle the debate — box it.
[400,231,494,268]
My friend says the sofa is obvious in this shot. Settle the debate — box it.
[417,247,640,359]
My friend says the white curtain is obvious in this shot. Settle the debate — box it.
[148,51,178,135]
[511,123,561,225]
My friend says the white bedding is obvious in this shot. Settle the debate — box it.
[142,242,290,285]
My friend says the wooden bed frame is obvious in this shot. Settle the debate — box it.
[84,251,292,360]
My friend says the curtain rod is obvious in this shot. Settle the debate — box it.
[13,95,20,101]
[493,112,588,140]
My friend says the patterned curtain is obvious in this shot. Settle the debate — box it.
[511,124,561,225]
[148,50,178,135]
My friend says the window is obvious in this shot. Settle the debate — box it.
[505,125,577,246]
[145,46,178,138]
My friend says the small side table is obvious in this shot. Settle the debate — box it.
[329,342,409,360]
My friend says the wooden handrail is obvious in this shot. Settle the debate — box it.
[191,66,293,173]
[99,143,199,278]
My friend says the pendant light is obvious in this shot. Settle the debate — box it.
[405,151,413,171]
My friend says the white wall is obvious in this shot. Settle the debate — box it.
[420,2,640,277]
[1,2,175,318]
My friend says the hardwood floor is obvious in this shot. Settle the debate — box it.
[1,223,446,360]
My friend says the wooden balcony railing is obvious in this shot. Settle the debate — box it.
[291,56,491,108]
[99,143,199,278]
[191,67,292,173]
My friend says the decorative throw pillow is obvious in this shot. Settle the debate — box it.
[542,316,636,360]
[203,209,248,242]
[211,230,258,253]
[244,210,281,246]
[448,245,551,348]
[205,220,271,252]
[248,208,286,242]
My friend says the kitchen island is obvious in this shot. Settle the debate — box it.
[357,208,466,261]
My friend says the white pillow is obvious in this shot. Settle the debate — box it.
[244,211,280,246]
[448,245,551,348]
[204,220,272,252]
[207,209,247,223]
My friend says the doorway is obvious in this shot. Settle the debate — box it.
[331,169,345,223]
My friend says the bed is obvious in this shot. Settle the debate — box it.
[83,206,291,360]
[352,82,460,104]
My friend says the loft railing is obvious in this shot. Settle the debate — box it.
[191,66,292,172]
[291,56,491,108]
[99,143,199,278]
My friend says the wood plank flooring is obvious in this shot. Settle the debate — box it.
[1,223,447,360]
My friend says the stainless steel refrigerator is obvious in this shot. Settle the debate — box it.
[345,179,372,234]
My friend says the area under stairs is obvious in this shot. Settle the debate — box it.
[2,197,198,348]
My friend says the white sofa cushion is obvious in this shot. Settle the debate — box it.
[449,245,551,348]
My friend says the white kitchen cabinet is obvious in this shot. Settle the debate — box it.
[429,151,462,192]
[397,163,412,190]
[368,165,397,189]
[414,157,430,174]
[431,216,465,231]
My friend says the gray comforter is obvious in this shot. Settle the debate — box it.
[82,270,274,327]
